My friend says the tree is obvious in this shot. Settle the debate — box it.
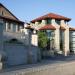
[38,31,48,49]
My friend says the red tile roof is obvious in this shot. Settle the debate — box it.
[69,27,75,31]
[60,26,66,30]
[39,24,56,30]
[31,13,71,22]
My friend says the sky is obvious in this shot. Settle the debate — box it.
[0,0,75,27]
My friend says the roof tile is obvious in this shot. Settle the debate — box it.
[39,24,56,30]
[31,13,71,22]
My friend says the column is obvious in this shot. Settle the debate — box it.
[41,20,46,25]
[6,22,8,31]
[35,22,39,25]
[51,19,60,52]
[35,22,39,29]
[51,19,56,25]
[31,31,38,46]
[54,28,60,52]
[64,28,69,56]
[60,20,65,26]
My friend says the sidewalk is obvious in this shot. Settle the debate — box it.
[0,54,75,75]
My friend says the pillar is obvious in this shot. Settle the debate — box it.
[41,20,46,25]
[16,25,18,32]
[6,22,8,31]
[51,19,60,52]
[11,23,13,32]
[54,28,60,52]
[60,20,70,56]
[64,28,69,56]
[31,30,38,46]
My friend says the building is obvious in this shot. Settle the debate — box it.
[27,13,75,56]
[0,3,75,70]
[0,3,40,69]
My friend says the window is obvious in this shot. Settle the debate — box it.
[8,23,11,30]
[55,20,60,25]
[2,11,4,15]
[60,30,64,50]
[17,25,20,31]
[3,21,6,31]
[0,11,4,16]
[46,30,54,39]
[46,19,51,24]
[38,20,41,24]
[46,30,51,38]
[13,23,16,32]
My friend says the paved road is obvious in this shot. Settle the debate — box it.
[0,54,75,75]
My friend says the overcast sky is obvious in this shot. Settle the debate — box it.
[0,0,75,27]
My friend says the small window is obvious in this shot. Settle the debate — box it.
[55,20,60,25]
[46,18,51,24]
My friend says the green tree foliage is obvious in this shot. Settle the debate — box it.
[38,31,48,49]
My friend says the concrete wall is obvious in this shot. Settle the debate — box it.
[3,43,28,66]
[3,43,39,67]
